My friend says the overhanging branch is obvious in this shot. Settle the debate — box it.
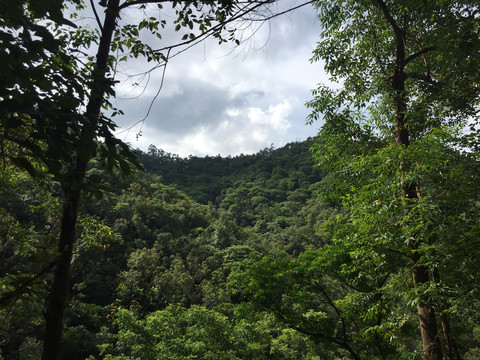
[90,0,104,31]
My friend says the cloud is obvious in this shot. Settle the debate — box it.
[248,100,293,132]
[112,1,326,156]
[125,97,297,157]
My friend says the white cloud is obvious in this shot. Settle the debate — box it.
[125,98,298,157]
[112,2,326,156]
[248,100,293,131]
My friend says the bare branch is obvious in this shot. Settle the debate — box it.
[114,0,314,137]
[152,0,280,55]
[120,48,171,139]
[90,0,104,31]
[241,0,316,22]
[119,0,177,11]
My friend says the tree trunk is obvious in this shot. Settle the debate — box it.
[410,252,443,360]
[41,0,120,358]
[377,0,444,355]
[41,188,81,360]
[396,100,442,360]
[395,90,443,360]
[433,267,455,360]
[439,309,454,360]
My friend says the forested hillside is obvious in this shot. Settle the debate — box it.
[1,140,339,359]
[3,135,480,360]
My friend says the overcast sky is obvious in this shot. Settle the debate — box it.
[108,0,327,157]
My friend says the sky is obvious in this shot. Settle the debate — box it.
[107,0,328,157]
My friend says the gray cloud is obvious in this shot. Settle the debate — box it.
[112,1,326,156]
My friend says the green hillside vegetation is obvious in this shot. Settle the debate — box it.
[1,140,340,359]
[3,133,479,359]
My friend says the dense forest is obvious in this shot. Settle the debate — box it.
[2,137,480,359]
[2,0,480,359]
[1,140,337,359]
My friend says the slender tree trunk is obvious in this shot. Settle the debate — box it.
[41,1,120,358]
[375,0,444,356]
[433,267,455,360]
[439,310,454,360]
[410,251,442,360]
[393,77,442,360]
[41,188,82,359]
[394,88,442,360]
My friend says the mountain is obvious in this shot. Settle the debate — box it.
[136,138,323,204]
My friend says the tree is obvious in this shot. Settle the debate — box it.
[100,304,319,359]
[0,166,60,359]
[230,250,370,359]
[307,1,480,359]
[1,0,315,358]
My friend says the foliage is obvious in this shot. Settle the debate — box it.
[303,0,480,359]
[0,166,60,359]
[1,0,291,357]
[100,305,325,360]
[2,0,480,358]
[0,139,331,359]
[230,248,413,359]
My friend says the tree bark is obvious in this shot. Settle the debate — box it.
[410,252,443,360]
[41,1,120,358]
[439,309,454,360]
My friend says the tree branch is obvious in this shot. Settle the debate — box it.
[151,0,277,55]
[373,0,404,41]
[0,261,56,306]
[367,8,388,79]
[385,246,409,258]
[119,0,178,11]
[118,0,275,11]
[271,306,361,359]
[241,0,315,21]
[405,72,444,85]
[404,46,436,66]
[90,0,104,32]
